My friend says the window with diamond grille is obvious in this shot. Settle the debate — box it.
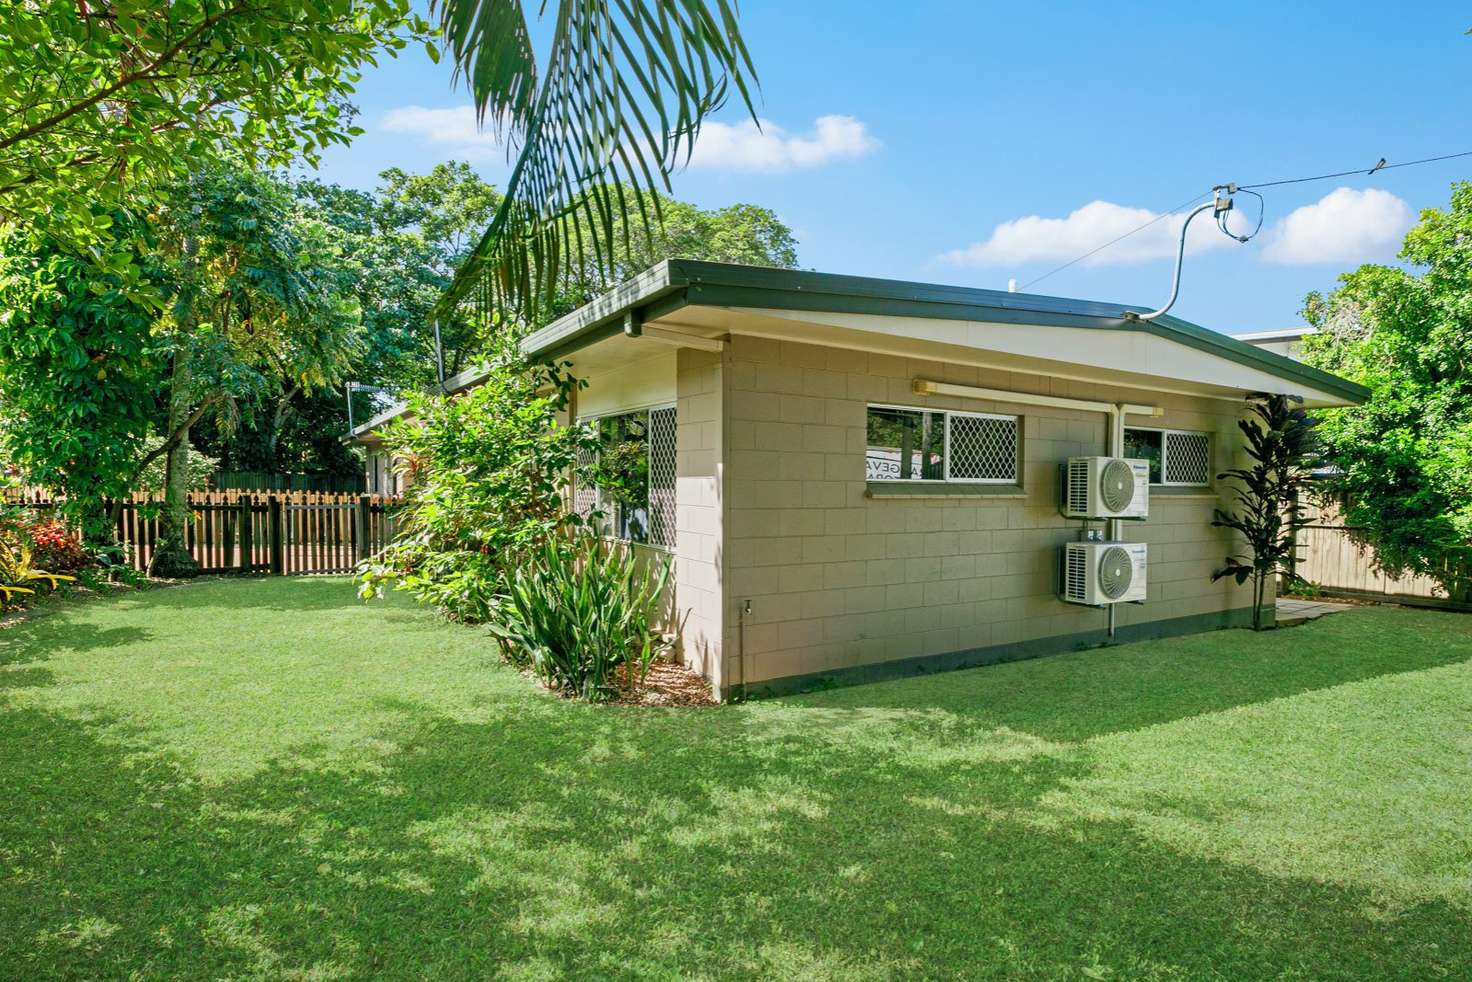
[647,406,676,549]
[1126,427,1210,485]
[946,412,1019,482]
[573,406,676,549]
[1163,430,1211,485]
[573,431,599,519]
[866,404,1019,484]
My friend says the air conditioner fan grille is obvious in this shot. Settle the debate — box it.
[1100,459,1136,513]
[1098,546,1134,600]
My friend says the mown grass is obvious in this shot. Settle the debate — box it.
[2,577,1470,979]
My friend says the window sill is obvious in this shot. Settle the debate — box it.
[598,535,674,555]
[865,482,1026,500]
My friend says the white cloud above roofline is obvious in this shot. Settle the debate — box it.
[380,106,879,175]
[940,199,1233,268]
[1260,187,1413,265]
[686,114,879,173]
[381,105,504,161]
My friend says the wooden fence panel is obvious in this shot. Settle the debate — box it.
[1294,498,1470,609]
[11,490,401,578]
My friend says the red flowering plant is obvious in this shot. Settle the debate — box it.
[28,518,90,573]
[0,506,75,606]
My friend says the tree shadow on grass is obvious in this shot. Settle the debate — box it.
[0,622,152,667]
[2,697,1468,980]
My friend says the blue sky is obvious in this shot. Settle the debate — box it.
[314,2,1472,335]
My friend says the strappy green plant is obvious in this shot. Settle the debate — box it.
[0,543,74,607]
[1212,395,1322,630]
[487,533,674,701]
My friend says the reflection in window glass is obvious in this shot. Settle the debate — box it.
[1123,428,1163,484]
[866,406,946,481]
[595,411,650,543]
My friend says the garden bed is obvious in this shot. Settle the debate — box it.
[613,659,716,706]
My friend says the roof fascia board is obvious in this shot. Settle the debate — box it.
[519,259,1369,405]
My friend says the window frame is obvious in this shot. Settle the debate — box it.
[575,402,677,551]
[1124,425,1212,487]
[866,403,1021,486]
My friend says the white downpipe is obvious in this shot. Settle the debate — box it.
[1106,403,1129,640]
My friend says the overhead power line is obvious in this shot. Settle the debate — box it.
[1018,148,1472,292]
[1018,190,1210,291]
[1235,149,1472,191]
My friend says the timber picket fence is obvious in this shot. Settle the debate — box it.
[11,490,402,576]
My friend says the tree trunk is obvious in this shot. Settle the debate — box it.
[148,352,200,578]
[1252,571,1266,631]
[264,385,299,467]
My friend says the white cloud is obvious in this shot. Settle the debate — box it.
[686,115,879,173]
[1261,187,1413,265]
[381,105,504,161]
[941,199,1233,268]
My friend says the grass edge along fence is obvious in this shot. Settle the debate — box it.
[11,490,403,576]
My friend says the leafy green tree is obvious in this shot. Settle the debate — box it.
[0,219,161,542]
[304,169,797,445]
[147,164,362,574]
[1211,396,1322,630]
[1302,183,1472,600]
[0,0,422,254]
[560,189,798,304]
[357,342,595,624]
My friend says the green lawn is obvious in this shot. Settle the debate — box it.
[3,579,1470,979]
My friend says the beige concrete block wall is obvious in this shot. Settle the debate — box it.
[723,335,1258,687]
[673,347,726,690]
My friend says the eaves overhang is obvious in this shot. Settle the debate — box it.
[520,259,1370,406]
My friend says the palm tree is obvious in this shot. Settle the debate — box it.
[426,0,757,327]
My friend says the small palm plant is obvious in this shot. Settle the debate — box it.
[1211,395,1322,630]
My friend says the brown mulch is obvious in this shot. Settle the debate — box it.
[612,659,716,707]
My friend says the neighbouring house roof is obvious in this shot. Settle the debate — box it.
[343,363,491,447]
[1235,326,1319,344]
[521,260,1369,407]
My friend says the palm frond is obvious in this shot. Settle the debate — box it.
[427,0,758,328]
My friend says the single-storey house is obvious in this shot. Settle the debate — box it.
[353,259,1368,699]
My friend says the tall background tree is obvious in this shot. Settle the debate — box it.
[0,0,421,253]
[1302,182,1472,601]
[0,215,161,541]
[145,164,362,574]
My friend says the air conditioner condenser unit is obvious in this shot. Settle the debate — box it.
[1062,456,1149,520]
[1061,541,1148,606]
